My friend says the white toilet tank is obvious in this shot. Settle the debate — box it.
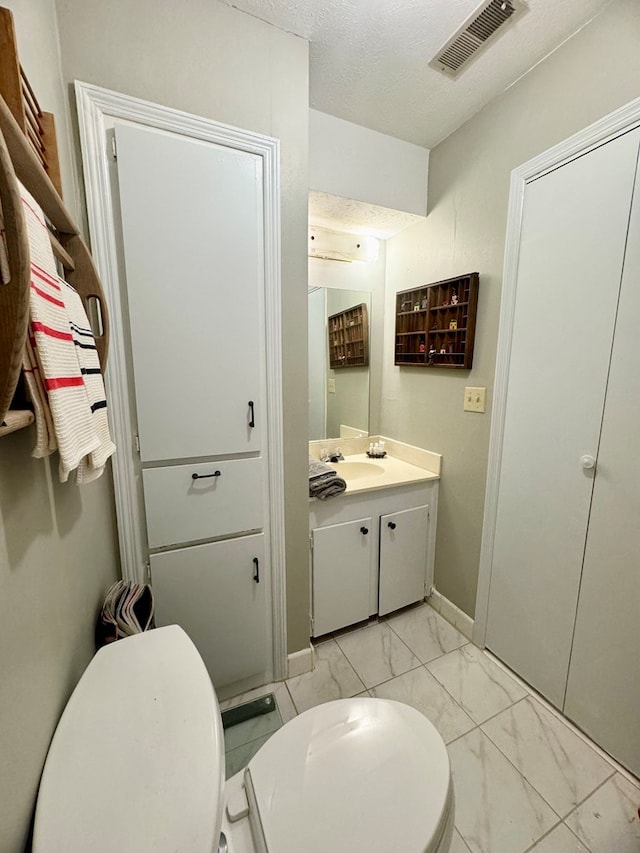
[33,627,225,853]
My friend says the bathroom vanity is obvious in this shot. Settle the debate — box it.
[309,438,441,637]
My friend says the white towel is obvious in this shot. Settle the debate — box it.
[61,281,115,483]
[19,182,115,482]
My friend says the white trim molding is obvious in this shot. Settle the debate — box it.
[473,95,640,648]
[428,589,474,640]
[74,81,288,681]
[287,645,314,679]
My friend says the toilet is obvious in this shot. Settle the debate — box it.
[33,626,454,853]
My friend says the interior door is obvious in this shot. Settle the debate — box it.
[485,128,640,707]
[564,153,640,776]
[115,122,264,462]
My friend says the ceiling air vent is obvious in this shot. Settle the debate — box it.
[429,0,527,78]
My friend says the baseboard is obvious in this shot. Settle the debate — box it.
[287,645,314,678]
[428,588,474,640]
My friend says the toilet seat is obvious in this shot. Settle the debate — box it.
[236,698,453,853]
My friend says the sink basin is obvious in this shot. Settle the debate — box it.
[328,461,385,479]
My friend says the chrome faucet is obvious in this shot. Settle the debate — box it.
[321,447,344,463]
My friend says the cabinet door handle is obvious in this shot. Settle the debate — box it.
[248,401,255,428]
[253,557,260,583]
[360,526,369,535]
[192,470,221,480]
[387,521,397,530]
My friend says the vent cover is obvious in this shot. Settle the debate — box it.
[429,0,527,78]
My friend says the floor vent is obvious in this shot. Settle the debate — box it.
[429,0,527,78]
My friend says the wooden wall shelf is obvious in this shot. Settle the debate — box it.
[328,302,369,369]
[394,273,479,369]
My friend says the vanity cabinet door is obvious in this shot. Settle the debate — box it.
[150,534,268,689]
[378,505,429,616]
[311,518,372,637]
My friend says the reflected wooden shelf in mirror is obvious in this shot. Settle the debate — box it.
[394,273,479,369]
[328,302,369,369]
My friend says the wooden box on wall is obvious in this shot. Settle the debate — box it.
[328,302,369,369]
[394,273,479,369]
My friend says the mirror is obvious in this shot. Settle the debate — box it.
[308,287,370,440]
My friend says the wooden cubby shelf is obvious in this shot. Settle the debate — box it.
[328,302,369,369]
[394,273,479,369]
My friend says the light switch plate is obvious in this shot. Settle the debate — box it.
[464,386,486,413]
[327,377,336,394]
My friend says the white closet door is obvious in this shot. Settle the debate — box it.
[486,129,640,707]
[151,534,268,689]
[115,123,264,462]
[564,156,640,776]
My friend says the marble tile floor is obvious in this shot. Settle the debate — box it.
[221,601,640,852]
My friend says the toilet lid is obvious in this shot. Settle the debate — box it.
[245,698,452,853]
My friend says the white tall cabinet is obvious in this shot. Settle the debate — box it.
[114,121,275,692]
[484,124,640,775]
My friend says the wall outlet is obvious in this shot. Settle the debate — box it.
[464,386,486,413]
[327,377,336,394]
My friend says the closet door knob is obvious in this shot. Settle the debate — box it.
[360,526,369,535]
[580,455,596,470]
[192,470,221,480]
[388,521,397,530]
[248,401,255,428]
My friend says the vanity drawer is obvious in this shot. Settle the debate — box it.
[143,458,264,548]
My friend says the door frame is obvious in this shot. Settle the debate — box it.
[474,94,640,647]
[75,81,288,680]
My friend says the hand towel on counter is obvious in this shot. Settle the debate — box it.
[309,454,347,500]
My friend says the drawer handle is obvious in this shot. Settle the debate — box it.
[253,557,260,583]
[248,401,255,428]
[387,522,397,530]
[360,526,369,535]
[191,470,221,480]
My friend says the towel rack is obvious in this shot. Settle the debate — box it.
[0,4,110,435]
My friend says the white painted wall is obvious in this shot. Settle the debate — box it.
[0,4,120,849]
[381,0,640,617]
[54,0,310,653]
[310,109,429,215]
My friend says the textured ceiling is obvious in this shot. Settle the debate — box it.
[309,191,425,238]
[220,0,613,148]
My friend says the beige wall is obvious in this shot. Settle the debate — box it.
[54,0,311,652]
[381,0,640,617]
[0,5,120,850]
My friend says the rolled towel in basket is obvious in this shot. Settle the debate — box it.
[309,455,347,500]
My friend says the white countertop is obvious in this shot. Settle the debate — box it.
[327,452,439,495]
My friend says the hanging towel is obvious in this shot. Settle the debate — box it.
[61,280,115,483]
[309,455,347,500]
[19,183,101,476]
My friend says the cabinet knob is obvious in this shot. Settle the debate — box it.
[387,521,397,530]
[252,557,260,583]
[192,470,221,480]
[580,454,596,471]
[248,400,255,428]
[360,526,369,535]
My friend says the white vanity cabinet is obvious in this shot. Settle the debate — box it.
[309,481,437,637]
[378,505,430,616]
[311,518,372,636]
